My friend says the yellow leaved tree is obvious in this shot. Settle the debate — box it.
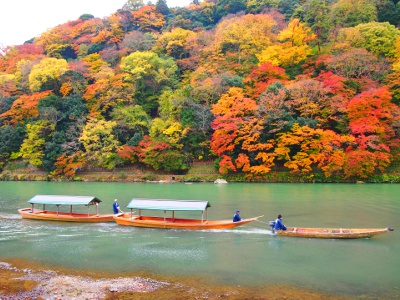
[79,118,121,169]
[393,37,400,72]
[257,19,315,67]
[28,57,69,92]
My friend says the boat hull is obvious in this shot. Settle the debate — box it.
[276,227,393,239]
[18,208,115,223]
[113,214,257,230]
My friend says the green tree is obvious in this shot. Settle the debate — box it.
[296,0,331,52]
[329,0,377,28]
[123,0,145,11]
[156,0,170,15]
[111,105,150,144]
[120,51,179,115]
[278,0,300,20]
[377,0,400,25]
[43,131,66,171]
[247,0,280,14]
[79,14,94,21]
[0,97,16,116]
[344,22,400,58]
[38,94,63,126]
[0,125,25,155]
[215,0,246,21]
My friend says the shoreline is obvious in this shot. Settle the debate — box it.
[1,162,399,184]
[0,259,367,300]
[0,259,346,300]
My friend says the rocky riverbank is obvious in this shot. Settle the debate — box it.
[0,262,168,299]
[0,260,361,300]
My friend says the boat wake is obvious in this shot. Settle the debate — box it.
[0,213,21,220]
[203,228,271,235]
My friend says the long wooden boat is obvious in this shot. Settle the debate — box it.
[113,198,261,230]
[275,227,394,239]
[18,195,115,222]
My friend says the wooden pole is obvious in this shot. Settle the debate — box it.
[130,208,133,219]
[31,203,34,213]
[57,205,59,216]
[70,205,73,215]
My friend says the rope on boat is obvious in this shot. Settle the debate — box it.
[255,219,270,225]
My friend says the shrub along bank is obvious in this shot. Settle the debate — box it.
[0,161,399,183]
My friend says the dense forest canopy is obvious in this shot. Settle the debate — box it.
[0,0,399,181]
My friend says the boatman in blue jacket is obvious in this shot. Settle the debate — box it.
[113,199,120,214]
[274,214,287,230]
[233,210,242,222]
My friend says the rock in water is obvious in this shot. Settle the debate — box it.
[214,178,228,184]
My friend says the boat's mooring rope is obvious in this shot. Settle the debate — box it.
[255,219,270,225]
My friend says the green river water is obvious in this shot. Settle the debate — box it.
[0,181,398,298]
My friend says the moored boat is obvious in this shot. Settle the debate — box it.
[18,195,115,222]
[269,223,394,239]
[113,198,261,230]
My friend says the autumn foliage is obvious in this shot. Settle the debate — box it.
[0,1,399,180]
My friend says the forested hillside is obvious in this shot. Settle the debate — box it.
[0,0,399,182]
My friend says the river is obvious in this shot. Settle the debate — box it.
[0,181,398,298]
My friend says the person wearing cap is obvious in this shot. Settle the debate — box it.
[274,214,287,231]
[113,199,120,214]
[233,210,242,222]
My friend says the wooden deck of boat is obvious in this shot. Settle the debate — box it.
[113,214,258,230]
[18,208,115,223]
[276,227,394,239]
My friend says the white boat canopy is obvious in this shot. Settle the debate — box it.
[28,195,101,206]
[126,198,211,211]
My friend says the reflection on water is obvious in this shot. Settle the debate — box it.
[0,182,399,298]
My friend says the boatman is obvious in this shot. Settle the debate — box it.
[274,214,287,231]
[113,199,120,214]
[233,210,242,222]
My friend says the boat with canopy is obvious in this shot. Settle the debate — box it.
[18,195,115,222]
[113,198,262,230]
[268,221,394,239]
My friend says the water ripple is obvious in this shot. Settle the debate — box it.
[0,213,21,219]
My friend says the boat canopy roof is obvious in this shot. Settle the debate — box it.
[28,195,101,206]
[127,198,211,211]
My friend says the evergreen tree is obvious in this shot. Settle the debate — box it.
[156,0,170,15]
[123,0,145,11]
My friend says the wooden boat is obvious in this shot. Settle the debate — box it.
[274,226,394,239]
[18,195,115,222]
[113,198,261,230]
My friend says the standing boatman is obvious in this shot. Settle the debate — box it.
[113,199,120,214]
